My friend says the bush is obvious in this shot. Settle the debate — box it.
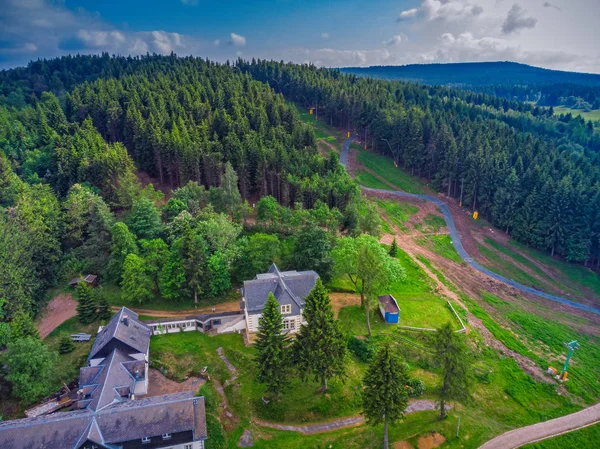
[406,378,426,397]
[347,336,376,363]
[59,336,75,354]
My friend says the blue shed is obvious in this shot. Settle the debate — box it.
[378,294,400,324]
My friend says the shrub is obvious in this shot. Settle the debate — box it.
[406,378,426,397]
[347,336,376,363]
[59,336,75,354]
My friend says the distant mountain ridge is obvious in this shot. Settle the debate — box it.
[340,62,600,87]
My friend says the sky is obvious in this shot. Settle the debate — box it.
[1,0,599,73]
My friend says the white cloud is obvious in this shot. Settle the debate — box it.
[502,4,537,34]
[228,32,246,47]
[398,8,419,20]
[213,39,221,46]
[419,0,484,22]
[382,35,405,46]
[76,30,126,48]
[321,32,329,39]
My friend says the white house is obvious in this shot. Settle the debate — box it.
[241,264,319,333]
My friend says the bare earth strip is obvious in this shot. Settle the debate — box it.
[36,293,77,338]
[478,402,600,449]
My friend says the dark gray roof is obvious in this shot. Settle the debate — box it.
[79,348,146,412]
[0,308,207,449]
[243,264,319,313]
[89,307,151,360]
[0,393,207,449]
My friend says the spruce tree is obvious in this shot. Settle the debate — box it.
[96,291,112,322]
[363,344,409,449]
[294,279,346,391]
[59,336,75,354]
[389,238,398,258]
[75,282,97,325]
[255,293,290,398]
[431,322,471,419]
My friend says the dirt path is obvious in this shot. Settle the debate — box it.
[253,400,441,435]
[479,402,600,449]
[37,294,77,338]
[145,368,204,396]
[111,299,241,317]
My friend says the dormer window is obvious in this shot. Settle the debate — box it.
[162,433,171,440]
[281,304,291,314]
[142,436,151,444]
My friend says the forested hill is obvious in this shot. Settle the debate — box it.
[2,54,600,323]
[341,62,600,108]
[341,62,600,86]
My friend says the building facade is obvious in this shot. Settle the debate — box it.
[241,264,319,333]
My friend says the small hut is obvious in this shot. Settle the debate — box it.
[378,294,400,324]
[68,274,98,288]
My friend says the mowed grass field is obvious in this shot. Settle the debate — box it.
[554,106,600,122]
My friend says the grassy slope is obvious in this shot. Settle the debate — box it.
[522,421,600,449]
[354,146,426,194]
[376,199,419,232]
[416,234,463,264]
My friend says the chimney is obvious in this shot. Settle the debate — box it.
[122,315,129,326]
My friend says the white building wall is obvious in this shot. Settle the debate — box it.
[157,441,204,449]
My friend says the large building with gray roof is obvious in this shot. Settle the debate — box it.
[241,264,319,333]
[0,307,208,449]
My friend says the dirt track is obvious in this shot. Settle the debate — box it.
[111,299,242,317]
[36,294,77,338]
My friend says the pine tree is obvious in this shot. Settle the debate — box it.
[255,293,290,398]
[431,322,471,419]
[389,238,398,258]
[294,279,346,391]
[96,291,112,322]
[59,336,75,354]
[362,344,409,449]
[75,282,97,325]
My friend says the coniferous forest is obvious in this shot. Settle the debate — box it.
[2,53,600,327]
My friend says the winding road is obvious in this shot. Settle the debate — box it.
[341,137,600,316]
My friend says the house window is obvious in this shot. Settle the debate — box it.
[283,319,295,330]
[162,433,172,440]
[281,304,291,314]
[142,436,151,444]
[212,319,221,326]
[185,445,193,449]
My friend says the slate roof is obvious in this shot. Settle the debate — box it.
[79,348,146,412]
[0,308,207,449]
[89,307,151,360]
[0,393,207,449]
[243,264,319,313]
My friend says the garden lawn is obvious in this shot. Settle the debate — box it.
[150,331,366,424]
[44,316,97,391]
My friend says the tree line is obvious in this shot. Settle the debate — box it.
[242,58,600,266]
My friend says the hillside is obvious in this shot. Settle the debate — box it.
[341,62,600,87]
[342,62,600,110]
